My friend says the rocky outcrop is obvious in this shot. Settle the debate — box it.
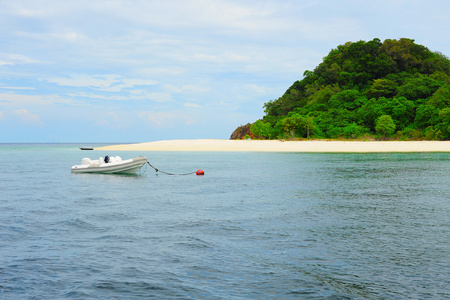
[230,123,254,140]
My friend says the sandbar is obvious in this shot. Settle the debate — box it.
[95,139,450,153]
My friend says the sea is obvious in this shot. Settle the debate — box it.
[0,143,449,299]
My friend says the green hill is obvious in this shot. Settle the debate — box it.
[232,38,450,140]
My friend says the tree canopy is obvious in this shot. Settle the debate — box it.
[233,38,450,140]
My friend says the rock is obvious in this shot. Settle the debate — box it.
[230,123,255,140]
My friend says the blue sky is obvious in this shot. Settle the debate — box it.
[1,0,449,142]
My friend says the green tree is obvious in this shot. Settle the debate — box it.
[379,38,431,73]
[437,108,450,139]
[381,97,415,130]
[307,84,340,105]
[240,38,450,141]
[375,115,396,137]
[357,98,385,130]
[365,79,398,99]
[250,120,272,139]
[428,85,450,109]
[422,52,450,76]
[415,104,440,128]
[328,89,367,110]
[281,114,315,138]
[263,99,281,117]
[396,75,442,100]
[342,123,369,139]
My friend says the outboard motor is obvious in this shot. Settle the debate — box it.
[104,155,110,163]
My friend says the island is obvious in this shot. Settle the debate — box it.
[231,38,450,141]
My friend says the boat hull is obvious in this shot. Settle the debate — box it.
[71,156,148,174]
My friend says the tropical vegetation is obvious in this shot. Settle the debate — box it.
[233,38,450,140]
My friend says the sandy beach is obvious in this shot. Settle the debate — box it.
[95,139,450,152]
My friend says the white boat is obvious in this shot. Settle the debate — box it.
[71,156,148,174]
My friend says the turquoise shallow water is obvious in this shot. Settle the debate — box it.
[0,144,449,299]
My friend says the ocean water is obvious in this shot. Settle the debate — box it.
[0,144,449,299]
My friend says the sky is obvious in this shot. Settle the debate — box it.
[1,0,449,143]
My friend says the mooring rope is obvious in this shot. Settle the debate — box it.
[146,162,197,175]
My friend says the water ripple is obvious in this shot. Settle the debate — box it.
[0,147,449,299]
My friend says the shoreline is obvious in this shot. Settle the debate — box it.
[94,139,450,153]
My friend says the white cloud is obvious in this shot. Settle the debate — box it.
[95,111,129,129]
[47,74,121,89]
[139,67,185,77]
[13,109,43,126]
[0,86,35,90]
[51,32,88,43]
[163,84,209,94]
[139,111,173,128]
[67,92,127,101]
[1,0,450,142]
[130,89,144,95]
[139,111,196,128]
[0,53,39,66]
[123,78,158,87]
[0,93,84,107]
[184,103,203,108]
[146,92,173,103]
[103,79,158,92]
[0,93,49,106]
[67,91,154,102]
[246,84,272,95]
[47,75,158,92]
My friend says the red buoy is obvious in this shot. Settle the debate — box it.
[196,169,204,176]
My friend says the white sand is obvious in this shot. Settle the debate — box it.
[95,139,450,152]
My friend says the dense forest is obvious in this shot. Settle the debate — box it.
[231,38,450,140]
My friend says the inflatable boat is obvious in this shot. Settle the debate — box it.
[71,156,148,174]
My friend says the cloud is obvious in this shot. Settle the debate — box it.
[67,90,172,103]
[95,111,129,129]
[246,84,272,95]
[51,32,88,43]
[1,0,450,142]
[67,92,141,101]
[184,103,203,108]
[0,53,39,66]
[139,111,173,128]
[47,75,158,92]
[147,92,173,103]
[13,109,44,126]
[139,111,195,128]
[0,86,35,90]
[105,79,158,92]
[47,74,121,89]
[164,84,209,94]
[0,93,84,108]
[0,93,47,106]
